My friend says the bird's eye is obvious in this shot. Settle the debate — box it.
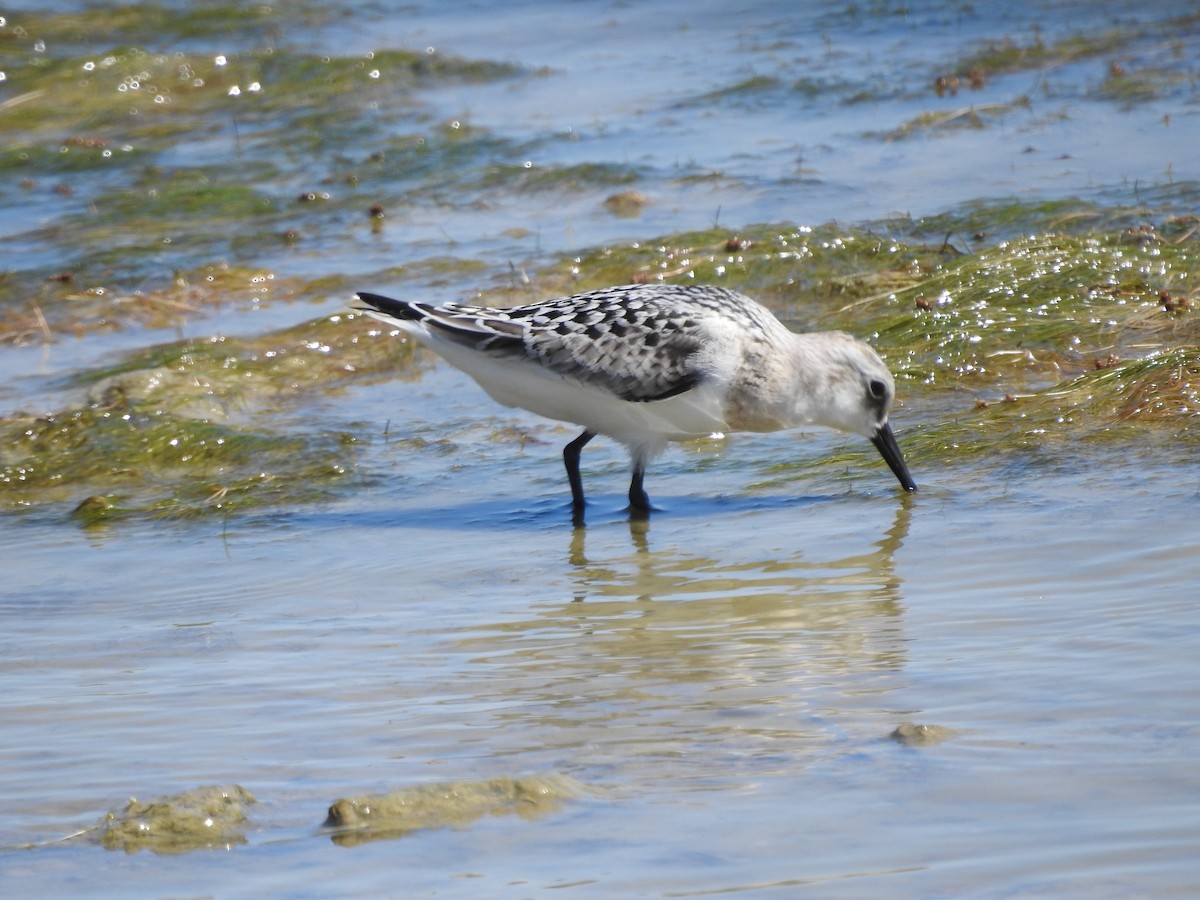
[868,379,887,401]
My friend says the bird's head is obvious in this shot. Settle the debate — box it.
[804,336,917,492]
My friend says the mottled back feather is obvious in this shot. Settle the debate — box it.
[359,284,779,402]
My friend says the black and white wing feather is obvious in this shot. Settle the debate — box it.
[354,285,754,402]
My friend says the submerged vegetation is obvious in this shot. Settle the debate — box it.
[324,774,586,846]
[98,785,256,854]
[1,308,422,521]
[31,775,582,853]
[0,10,531,295]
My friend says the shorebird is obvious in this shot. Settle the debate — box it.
[353,283,916,517]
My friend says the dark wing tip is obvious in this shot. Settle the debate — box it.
[628,373,701,402]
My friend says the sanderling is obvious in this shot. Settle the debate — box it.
[353,283,915,517]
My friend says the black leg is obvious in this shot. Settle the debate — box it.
[563,430,595,511]
[628,466,651,517]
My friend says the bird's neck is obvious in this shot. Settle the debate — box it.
[722,336,815,432]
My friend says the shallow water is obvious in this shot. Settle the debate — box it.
[3,0,1200,896]
[4,420,1199,895]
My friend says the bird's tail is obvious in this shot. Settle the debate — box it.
[352,291,433,324]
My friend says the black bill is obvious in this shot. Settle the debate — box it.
[871,422,917,492]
